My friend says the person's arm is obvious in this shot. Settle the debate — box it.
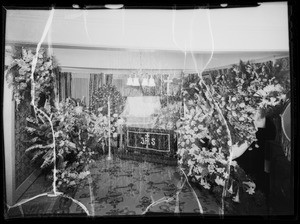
[232,109,266,160]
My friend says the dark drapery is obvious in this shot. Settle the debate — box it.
[89,73,104,108]
[56,72,72,102]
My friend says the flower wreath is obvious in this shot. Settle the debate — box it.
[6,47,58,106]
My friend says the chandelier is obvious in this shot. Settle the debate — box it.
[126,52,156,87]
[127,72,155,87]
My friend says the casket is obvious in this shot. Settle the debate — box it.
[121,96,161,128]
[119,96,178,165]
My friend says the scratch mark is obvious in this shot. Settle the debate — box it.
[7,193,48,211]
[142,170,190,215]
[88,175,95,216]
[6,7,90,217]
[28,8,61,196]
[172,7,186,53]
[62,195,90,215]
[29,9,54,110]
[142,196,174,215]
[83,10,92,44]
[19,204,24,217]
[35,107,59,194]
[121,7,125,36]
[189,8,233,217]
[179,167,203,214]
[172,6,188,72]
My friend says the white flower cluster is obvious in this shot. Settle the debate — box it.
[6,48,56,106]
[243,181,256,195]
[57,170,91,187]
[256,84,286,109]
[177,91,231,190]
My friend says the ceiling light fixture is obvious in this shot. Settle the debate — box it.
[220,3,228,7]
[104,4,124,9]
[132,77,140,86]
[142,78,149,86]
[72,4,80,9]
[126,77,133,86]
[148,76,155,87]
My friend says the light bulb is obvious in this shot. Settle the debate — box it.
[148,77,155,87]
[142,78,149,86]
[126,77,133,86]
[132,77,140,86]
[104,4,124,9]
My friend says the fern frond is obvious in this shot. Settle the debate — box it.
[37,113,47,124]
[42,149,53,159]
[25,127,37,133]
[27,136,40,143]
[40,155,55,169]
[26,117,38,124]
[31,150,45,162]
[25,143,54,153]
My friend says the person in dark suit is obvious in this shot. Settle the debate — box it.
[235,113,276,194]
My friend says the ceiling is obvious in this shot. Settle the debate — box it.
[5,2,289,52]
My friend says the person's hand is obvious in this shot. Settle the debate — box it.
[231,142,250,160]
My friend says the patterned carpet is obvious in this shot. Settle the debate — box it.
[7,156,221,217]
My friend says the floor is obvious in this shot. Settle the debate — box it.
[7,155,221,218]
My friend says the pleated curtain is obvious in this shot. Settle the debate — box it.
[56,72,72,102]
[89,73,104,108]
[71,75,90,106]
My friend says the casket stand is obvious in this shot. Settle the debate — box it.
[117,96,178,165]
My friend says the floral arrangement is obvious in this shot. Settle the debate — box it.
[177,59,289,203]
[25,98,120,190]
[5,47,58,106]
[177,81,240,198]
[90,84,125,116]
[154,102,182,130]
[209,60,288,146]
[6,47,123,191]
